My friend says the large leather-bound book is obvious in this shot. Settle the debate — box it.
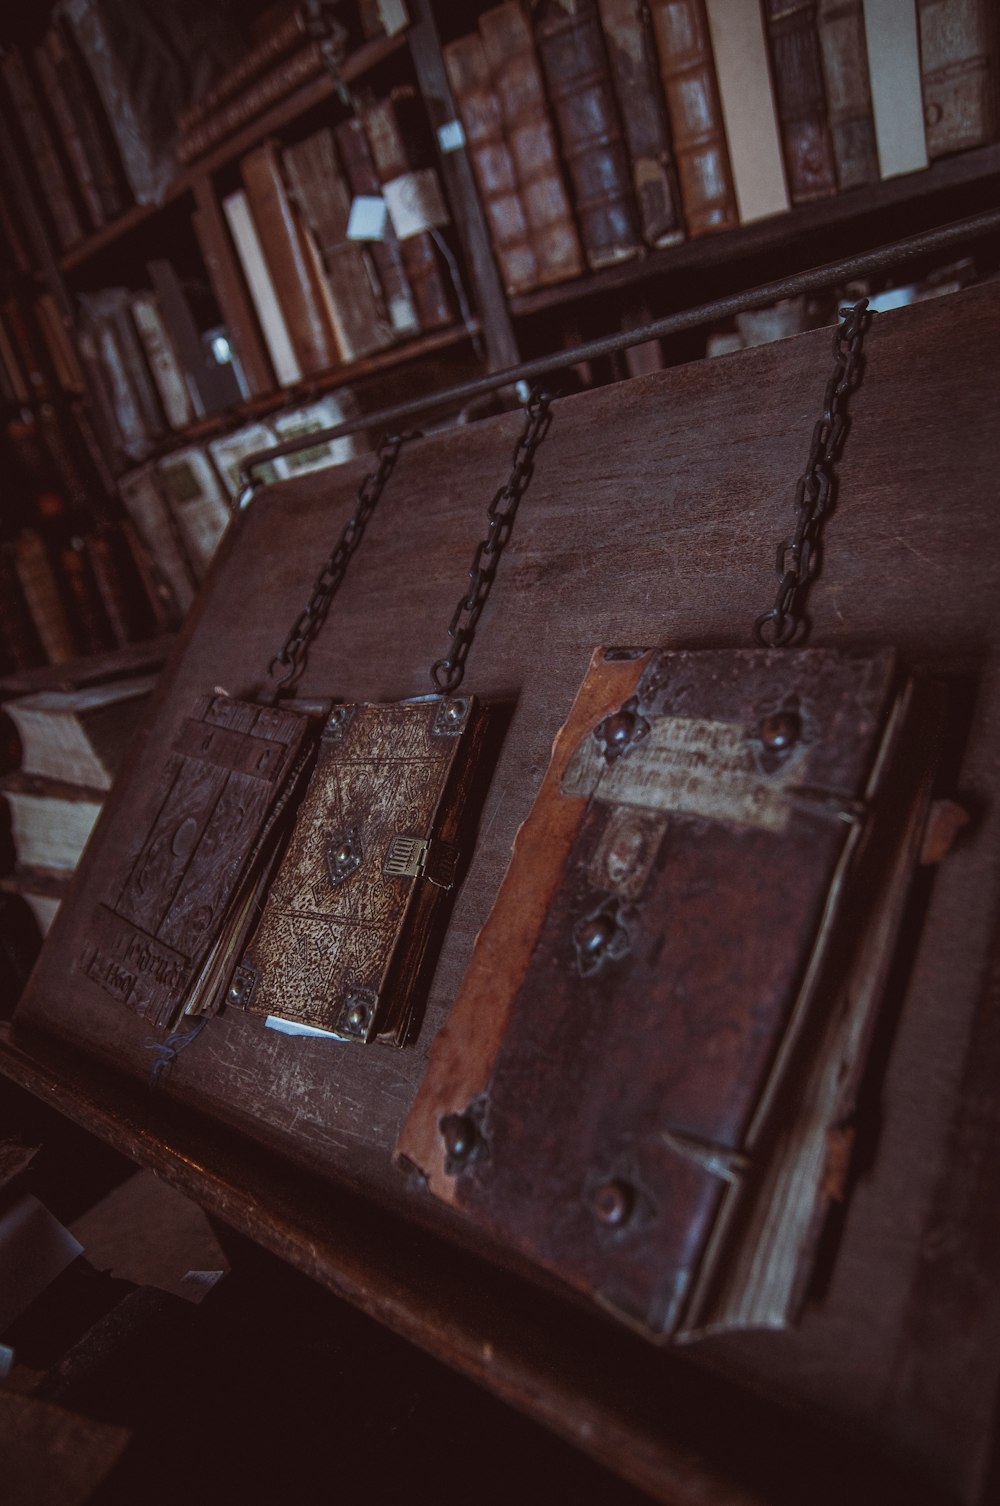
[816,0,879,190]
[763,0,838,203]
[444,34,540,295]
[479,3,585,286]
[534,0,642,270]
[0,49,83,250]
[597,0,684,247]
[917,0,1000,159]
[333,117,420,339]
[362,90,458,333]
[647,0,737,236]
[240,142,341,377]
[283,128,395,361]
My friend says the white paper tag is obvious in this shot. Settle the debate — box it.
[383,169,450,240]
[346,195,389,242]
[265,1015,346,1040]
[176,1269,227,1304]
[377,0,409,35]
[437,119,465,153]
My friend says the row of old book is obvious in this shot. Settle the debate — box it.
[444,0,999,296]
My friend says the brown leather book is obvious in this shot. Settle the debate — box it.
[240,141,341,378]
[177,41,327,165]
[597,0,684,248]
[362,90,458,333]
[333,117,420,339]
[398,647,942,1340]
[445,34,539,296]
[763,0,839,203]
[647,0,738,235]
[534,0,642,270]
[479,2,585,285]
[918,0,1000,159]
[191,201,275,399]
[283,128,396,361]
[0,49,83,251]
[85,523,159,647]
[178,5,310,136]
[817,0,879,190]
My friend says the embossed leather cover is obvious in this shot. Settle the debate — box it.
[399,647,942,1338]
[238,695,485,1046]
[80,695,313,1032]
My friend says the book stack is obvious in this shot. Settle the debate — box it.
[0,674,155,935]
[443,0,1000,293]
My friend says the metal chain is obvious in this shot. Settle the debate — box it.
[753,297,872,647]
[431,389,554,694]
[267,430,416,696]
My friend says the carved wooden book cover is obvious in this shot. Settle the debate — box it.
[399,646,942,1339]
[237,695,485,1047]
[79,696,312,1032]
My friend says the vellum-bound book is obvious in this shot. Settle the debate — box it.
[235,694,486,1047]
[398,646,946,1340]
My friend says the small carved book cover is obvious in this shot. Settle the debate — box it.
[79,696,314,1033]
[235,695,486,1048]
[398,646,945,1340]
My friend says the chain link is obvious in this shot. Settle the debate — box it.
[431,389,554,694]
[753,298,871,647]
[267,430,416,696]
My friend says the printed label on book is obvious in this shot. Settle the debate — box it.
[383,170,450,241]
[346,195,389,242]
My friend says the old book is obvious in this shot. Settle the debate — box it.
[240,142,341,378]
[33,294,85,395]
[85,289,166,455]
[1,773,103,873]
[704,0,790,223]
[535,0,642,270]
[129,294,195,432]
[762,0,838,203]
[1,296,52,401]
[648,0,738,236]
[80,696,314,1030]
[192,198,275,399]
[13,530,77,666]
[178,4,311,136]
[918,0,999,159]
[147,260,243,417]
[862,0,930,177]
[155,446,231,579]
[445,34,540,295]
[269,394,367,479]
[0,48,83,250]
[398,646,943,1341]
[238,695,486,1047]
[479,3,585,286]
[31,38,105,232]
[117,464,198,618]
[177,40,328,165]
[283,129,395,361]
[0,310,30,405]
[333,117,421,338]
[221,190,302,388]
[207,422,282,500]
[43,17,130,225]
[817,0,879,190]
[362,90,458,332]
[85,523,159,647]
[3,676,154,789]
[597,0,684,247]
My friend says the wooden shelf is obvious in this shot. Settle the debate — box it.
[58,30,408,275]
[509,144,1000,319]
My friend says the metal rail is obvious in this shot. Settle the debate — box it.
[239,209,1000,490]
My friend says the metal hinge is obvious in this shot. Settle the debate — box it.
[384,834,459,889]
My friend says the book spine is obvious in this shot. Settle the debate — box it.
[535,0,642,271]
[129,294,195,432]
[177,41,327,165]
[239,143,340,377]
[32,41,105,231]
[85,523,157,646]
[220,191,302,388]
[108,301,166,448]
[0,50,83,250]
[918,0,999,159]
[362,92,457,332]
[480,2,585,287]
[178,6,310,135]
[156,449,231,577]
[862,0,930,177]
[147,259,241,416]
[117,464,198,617]
[191,189,276,398]
[33,294,85,394]
[1,296,52,401]
[283,129,396,359]
[334,117,420,337]
[445,35,541,295]
[763,0,839,202]
[816,0,879,190]
[13,529,78,665]
[47,18,130,224]
[704,0,790,223]
[647,0,738,236]
[79,310,151,465]
[55,535,114,656]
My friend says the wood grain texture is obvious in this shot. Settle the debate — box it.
[8,282,1000,1502]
